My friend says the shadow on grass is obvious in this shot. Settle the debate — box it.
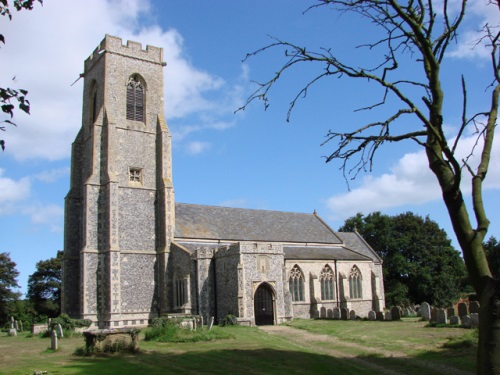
[62,345,475,375]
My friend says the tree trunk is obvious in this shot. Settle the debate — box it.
[478,278,500,374]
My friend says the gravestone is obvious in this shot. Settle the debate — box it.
[450,316,460,325]
[470,313,479,328]
[469,301,480,314]
[51,330,58,350]
[208,316,214,331]
[368,311,376,321]
[333,307,341,320]
[349,310,357,320]
[436,308,447,324]
[320,307,326,318]
[10,316,14,329]
[7,328,17,336]
[457,302,468,317]
[376,311,385,321]
[420,302,431,321]
[56,323,64,338]
[327,309,333,319]
[461,315,471,328]
[431,307,438,322]
[447,307,456,317]
[14,320,19,331]
[341,307,349,320]
[384,311,392,321]
[390,306,401,321]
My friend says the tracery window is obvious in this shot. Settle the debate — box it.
[349,266,362,299]
[289,265,304,302]
[174,274,187,307]
[320,265,335,301]
[126,75,144,122]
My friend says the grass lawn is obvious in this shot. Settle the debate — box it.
[0,319,477,375]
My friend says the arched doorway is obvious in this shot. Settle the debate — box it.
[254,283,275,326]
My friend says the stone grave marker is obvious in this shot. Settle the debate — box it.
[208,316,214,331]
[349,310,356,320]
[461,315,471,328]
[51,330,58,350]
[436,308,447,324]
[447,307,456,317]
[384,311,392,321]
[457,302,468,317]
[376,311,385,321]
[420,302,431,321]
[470,313,479,328]
[390,306,401,320]
[368,311,376,321]
[56,323,64,338]
[450,316,460,325]
[333,307,340,320]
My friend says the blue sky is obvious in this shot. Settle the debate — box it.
[1,0,499,294]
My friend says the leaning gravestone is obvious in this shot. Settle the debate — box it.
[390,306,401,320]
[56,324,64,338]
[208,316,214,331]
[376,311,385,321]
[349,310,357,320]
[340,307,349,320]
[333,307,341,320]
[470,313,479,328]
[469,301,480,314]
[461,315,471,328]
[457,302,468,318]
[51,330,58,350]
[420,302,431,321]
[368,311,376,321]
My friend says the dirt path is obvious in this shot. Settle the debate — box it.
[259,325,473,375]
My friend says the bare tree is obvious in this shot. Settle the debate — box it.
[240,0,499,373]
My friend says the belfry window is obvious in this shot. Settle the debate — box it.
[349,266,362,299]
[289,265,305,302]
[126,75,144,122]
[129,168,142,186]
[320,265,335,301]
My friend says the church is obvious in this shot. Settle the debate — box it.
[62,35,385,329]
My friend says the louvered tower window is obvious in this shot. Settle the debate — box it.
[126,75,144,121]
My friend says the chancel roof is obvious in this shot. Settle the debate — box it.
[174,203,343,244]
[283,246,371,261]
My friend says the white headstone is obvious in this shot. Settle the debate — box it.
[420,302,431,321]
[51,330,58,350]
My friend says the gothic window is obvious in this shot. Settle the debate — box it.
[126,75,144,122]
[320,265,335,301]
[349,266,362,299]
[289,265,304,302]
[174,274,187,307]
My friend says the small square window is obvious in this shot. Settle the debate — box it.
[129,168,142,186]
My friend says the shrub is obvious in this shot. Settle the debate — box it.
[219,314,238,326]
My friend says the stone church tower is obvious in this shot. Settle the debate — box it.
[62,35,174,328]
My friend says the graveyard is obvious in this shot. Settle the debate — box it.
[0,316,476,375]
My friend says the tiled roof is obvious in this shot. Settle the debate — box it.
[336,232,382,263]
[283,246,371,261]
[174,203,343,244]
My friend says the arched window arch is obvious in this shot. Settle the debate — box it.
[289,265,305,302]
[126,74,144,122]
[349,266,362,299]
[174,272,187,307]
[320,265,335,301]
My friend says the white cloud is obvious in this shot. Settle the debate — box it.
[22,203,64,233]
[34,167,70,183]
[0,169,31,209]
[1,0,239,161]
[186,141,211,155]
[325,133,500,219]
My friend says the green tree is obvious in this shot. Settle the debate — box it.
[340,212,469,307]
[0,0,42,151]
[27,250,62,318]
[241,1,499,371]
[483,237,500,280]
[0,252,21,324]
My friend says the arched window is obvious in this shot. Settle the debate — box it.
[174,274,187,307]
[349,266,362,299]
[289,265,304,302]
[126,75,144,122]
[320,265,335,301]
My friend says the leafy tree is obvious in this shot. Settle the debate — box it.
[340,212,469,307]
[484,237,500,280]
[0,0,42,151]
[241,0,499,371]
[27,250,62,318]
[0,252,21,324]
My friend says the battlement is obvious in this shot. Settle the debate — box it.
[84,34,165,73]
